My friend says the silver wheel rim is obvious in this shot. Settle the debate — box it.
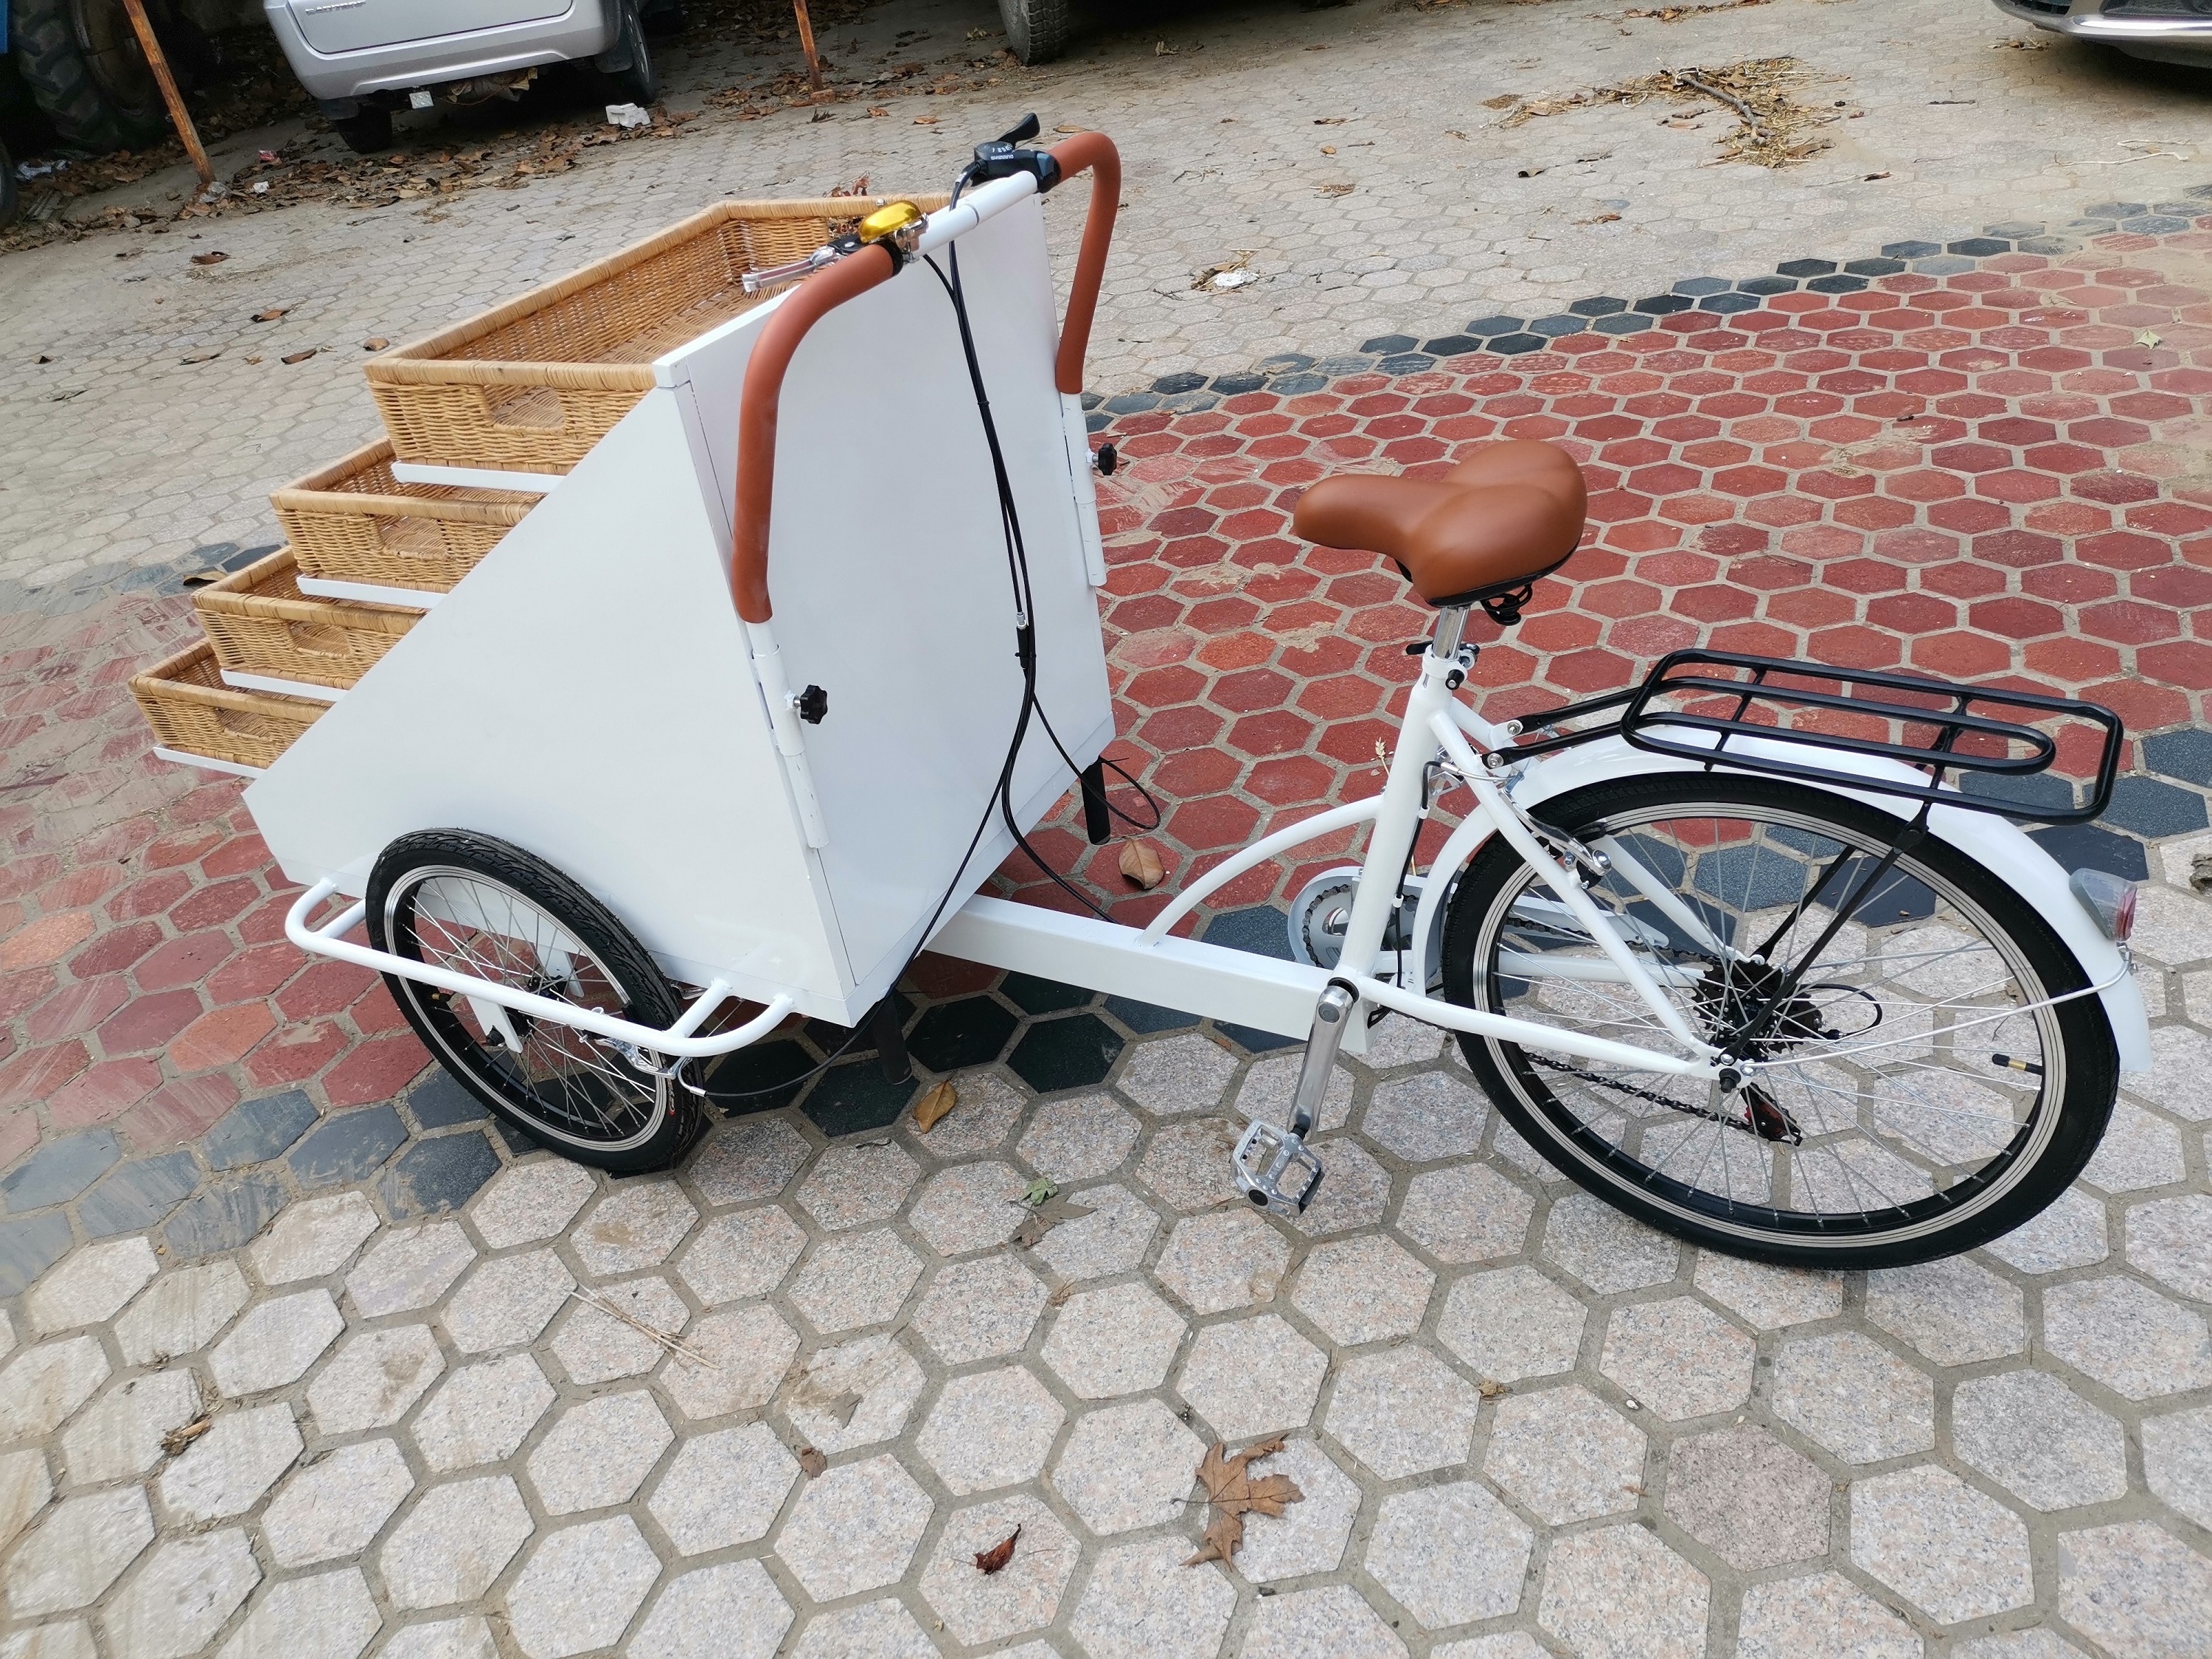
[1469,799,2067,1252]
[385,865,667,1153]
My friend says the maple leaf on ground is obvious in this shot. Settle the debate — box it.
[975,1525,1021,1574]
[1186,1435,1304,1565]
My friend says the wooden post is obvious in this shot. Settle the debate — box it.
[790,0,825,91]
[116,0,214,190]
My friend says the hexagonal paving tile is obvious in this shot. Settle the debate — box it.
[344,1221,476,1318]
[1135,1117,1243,1212]
[467,1159,597,1249]
[1290,1137,1393,1239]
[2142,1405,2212,1532]
[209,1290,344,1394]
[262,1438,414,1567]
[114,1260,248,1366]
[549,1276,692,1385]
[1041,1281,1186,1399]
[787,1228,922,1335]
[1980,1189,2110,1276]
[659,1302,801,1419]
[1770,1330,1934,1464]
[686,1118,812,1208]
[439,1251,575,1354]
[2059,1520,2212,1659]
[1954,1370,2129,1512]
[1325,1343,1481,1478]
[648,1424,799,1554]
[571,1180,698,1277]
[911,1253,1048,1363]
[1663,1426,1831,1572]
[1237,1052,1353,1135]
[1364,1479,1532,1627]
[379,1475,534,1610]
[1538,1524,1708,1659]
[504,1514,661,1659]
[2124,1193,2212,1302]
[1363,1070,1489,1161]
[158,1402,302,1523]
[1599,1296,1754,1419]
[411,1352,555,1471]
[526,1391,673,1514]
[60,1371,200,1484]
[1484,1384,1647,1525]
[1177,1314,1329,1441]
[248,1192,378,1285]
[1152,1209,1290,1313]
[793,1143,919,1231]
[1691,1252,1843,1329]
[1543,1193,1681,1294]
[1115,1032,1238,1116]
[1396,1164,1534,1263]
[1067,1537,1237,1659]
[1241,1584,1408,1659]
[918,1494,1079,1646]
[787,1599,936,1659]
[26,1236,156,1332]
[1049,1399,1203,1536]
[777,1333,925,1455]
[772,1453,933,1601]
[1851,1464,2034,1624]
[1865,1256,2025,1366]
[630,1560,790,1659]
[2,1487,153,1616]
[1015,1093,1141,1180]
[100,1528,260,1659]
[1735,1571,1920,1659]
[1234,1437,1362,1584]
[1438,1264,1587,1382]
[307,1325,446,1437]
[675,1207,807,1307]
[218,1568,380,1659]
[2043,1276,2212,1400]
[1032,1183,1161,1281]
[1288,1234,1433,1346]
[906,1162,1030,1256]
[917,1366,1066,1494]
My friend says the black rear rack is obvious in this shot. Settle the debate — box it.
[1506,649,2124,825]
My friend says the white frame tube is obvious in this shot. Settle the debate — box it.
[285,880,794,1060]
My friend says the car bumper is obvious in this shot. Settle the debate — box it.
[1991,0,2212,64]
[263,0,619,101]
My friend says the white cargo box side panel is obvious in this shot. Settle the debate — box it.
[243,389,853,1011]
[667,195,1115,1002]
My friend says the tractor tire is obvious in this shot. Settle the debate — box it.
[996,0,1070,64]
[13,0,169,152]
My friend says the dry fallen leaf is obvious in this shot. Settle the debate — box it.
[251,307,288,322]
[975,1525,1021,1574]
[1479,1379,1507,1398]
[1119,840,1166,888]
[913,1080,957,1133]
[2191,852,2212,895]
[1187,1436,1303,1565]
[1047,1280,1077,1306]
[796,1445,827,1477]
[1481,94,1520,108]
[362,337,389,351]
[179,351,220,365]
[2135,328,2163,349]
[281,349,318,364]
[189,251,228,265]
[161,1416,212,1455]
[1318,183,1355,198]
[914,115,939,125]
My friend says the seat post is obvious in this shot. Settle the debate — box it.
[1430,604,1472,661]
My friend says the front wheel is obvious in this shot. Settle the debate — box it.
[596,0,657,107]
[995,0,1070,64]
[367,830,697,1172]
[1440,773,2118,1269]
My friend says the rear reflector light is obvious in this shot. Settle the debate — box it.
[2070,869,2138,943]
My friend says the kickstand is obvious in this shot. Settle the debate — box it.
[1233,980,1355,1216]
[869,996,911,1084]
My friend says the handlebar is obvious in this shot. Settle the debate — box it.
[727,128,1121,625]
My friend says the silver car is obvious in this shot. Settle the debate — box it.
[265,0,666,153]
[1991,0,2212,67]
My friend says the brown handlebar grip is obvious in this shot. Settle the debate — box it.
[1044,132,1120,397]
[728,242,900,625]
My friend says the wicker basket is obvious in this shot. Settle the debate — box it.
[274,439,536,594]
[195,547,421,692]
[366,195,943,473]
[131,641,326,771]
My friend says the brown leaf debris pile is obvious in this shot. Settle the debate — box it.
[1621,0,1769,19]
[1187,1436,1304,1565]
[1498,57,1834,167]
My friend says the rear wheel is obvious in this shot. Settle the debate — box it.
[996,0,1070,64]
[597,0,657,106]
[367,830,698,1172]
[1440,773,2118,1268]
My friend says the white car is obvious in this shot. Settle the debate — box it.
[264,0,671,152]
[1990,0,2212,67]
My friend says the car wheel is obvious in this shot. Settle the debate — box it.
[330,105,394,153]
[996,0,1070,65]
[598,0,657,106]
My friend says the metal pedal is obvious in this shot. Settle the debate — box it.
[1231,979,1357,1217]
[1234,1119,1325,1216]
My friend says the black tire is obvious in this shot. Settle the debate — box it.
[330,106,394,154]
[996,0,1069,65]
[1440,773,2118,1269]
[13,0,166,151]
[598,0,657,107]
[638,0,685,38]
[0,140,17,229]
[366,830,697,1173]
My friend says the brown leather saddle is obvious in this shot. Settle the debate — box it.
[1292,439,1587,622]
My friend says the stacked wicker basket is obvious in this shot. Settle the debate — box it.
[132,195,931,773]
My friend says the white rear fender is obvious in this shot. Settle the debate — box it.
[1481,733,2149,1073]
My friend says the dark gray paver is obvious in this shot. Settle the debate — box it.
[381,1133,501,1219]
[0,1130,121,1214]
[203,1090,319,1172]
[161,1173,288,1259]
[406,1072,487,1130]
[77,1151,201,1238]
[2104,775,2211,839]
[0,1211,74,1296]
[288,1107,408,1189]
